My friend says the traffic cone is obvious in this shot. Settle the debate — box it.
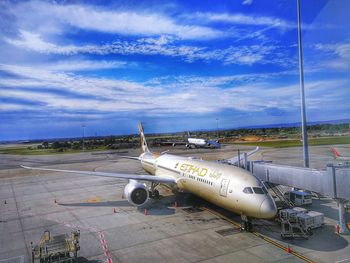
[144,209,148,216]
[286,245,292,253]
[335,224,340,234]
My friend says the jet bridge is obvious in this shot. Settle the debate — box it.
[244,159,350,234]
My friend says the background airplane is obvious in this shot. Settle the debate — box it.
[166,131,221,149]
[22,123,275,231]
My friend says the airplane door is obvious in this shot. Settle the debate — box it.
[220,178,230,197]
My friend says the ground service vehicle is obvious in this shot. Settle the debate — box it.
[284,190,312,206]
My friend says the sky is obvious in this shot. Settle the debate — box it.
[0,0,349,140]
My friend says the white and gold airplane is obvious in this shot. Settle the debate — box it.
[22,123,277,230]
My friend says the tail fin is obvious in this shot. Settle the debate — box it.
[138,122,150,153]
[332,147,341,158]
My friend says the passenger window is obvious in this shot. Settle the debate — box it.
[243,187,253,194]
[253,187,264,194]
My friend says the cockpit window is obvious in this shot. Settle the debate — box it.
[243,187,253,194]
[253,187,264,194]
[262,186,268,194]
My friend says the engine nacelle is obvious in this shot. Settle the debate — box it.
[185,144,190,148]
[123,180,149,206]
[172,143,176,147]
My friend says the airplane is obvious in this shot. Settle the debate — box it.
[332,147,350,163]
[166,131,221,149]
[21,123,277,231]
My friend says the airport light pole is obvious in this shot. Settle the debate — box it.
[216,118,219,139]
[82,124,86,152]
[297,0,309,168]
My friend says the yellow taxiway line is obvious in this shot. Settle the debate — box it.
[202,207,315,263]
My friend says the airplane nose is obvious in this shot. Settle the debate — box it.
[260,198,277,219]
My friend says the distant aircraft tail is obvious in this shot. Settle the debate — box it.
[138,122,150,153]
[332,147,341,158]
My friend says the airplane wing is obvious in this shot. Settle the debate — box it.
[20,165,176,184]
[224,146,260,165]
[119,156,141,160]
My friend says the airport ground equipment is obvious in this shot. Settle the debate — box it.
[264,182,294,208]
[284,190,312,206]
[31,230,80,263]
[279,208,309,239]
[279,208,324,239]
[246,161,350,234]
[345,202,350,213]
[298,211,324,231]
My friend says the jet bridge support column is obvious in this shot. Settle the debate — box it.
[243,153,248,170]
[337,199,350,234]
[327,164,350,235]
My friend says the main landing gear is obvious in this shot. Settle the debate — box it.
[149,182,160,199]
[240,215,253,232]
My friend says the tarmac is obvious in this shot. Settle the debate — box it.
[0,144,350,263]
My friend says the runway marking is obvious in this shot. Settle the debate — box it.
[202,207,316,263]
[98,231,113,263]
[0,256,24,263]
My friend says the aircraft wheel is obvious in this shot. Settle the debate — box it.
[240,221,246,231]
[247,221,253,232]
[152,190,160,199]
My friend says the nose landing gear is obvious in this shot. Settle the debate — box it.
[240,215,253,232]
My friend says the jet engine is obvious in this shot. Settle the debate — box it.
[185,144,190,148]
[172,143,176,147]
[123,180,149,206]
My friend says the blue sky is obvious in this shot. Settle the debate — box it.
[0,0,349,140]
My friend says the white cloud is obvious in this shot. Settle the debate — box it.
[188,12,294,30]
[0,64,157,98]
[5,30,96,55]
[314,42,350,70]
[7,2,222,40]
[0,102,37,112]
[44,59,128,72]
[242,0,253,5]
[5,31,288,66]
[1,63,347,117]
[315,43,350,58]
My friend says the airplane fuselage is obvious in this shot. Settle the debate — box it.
[141,152,277,219]
[187,138,221,149]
